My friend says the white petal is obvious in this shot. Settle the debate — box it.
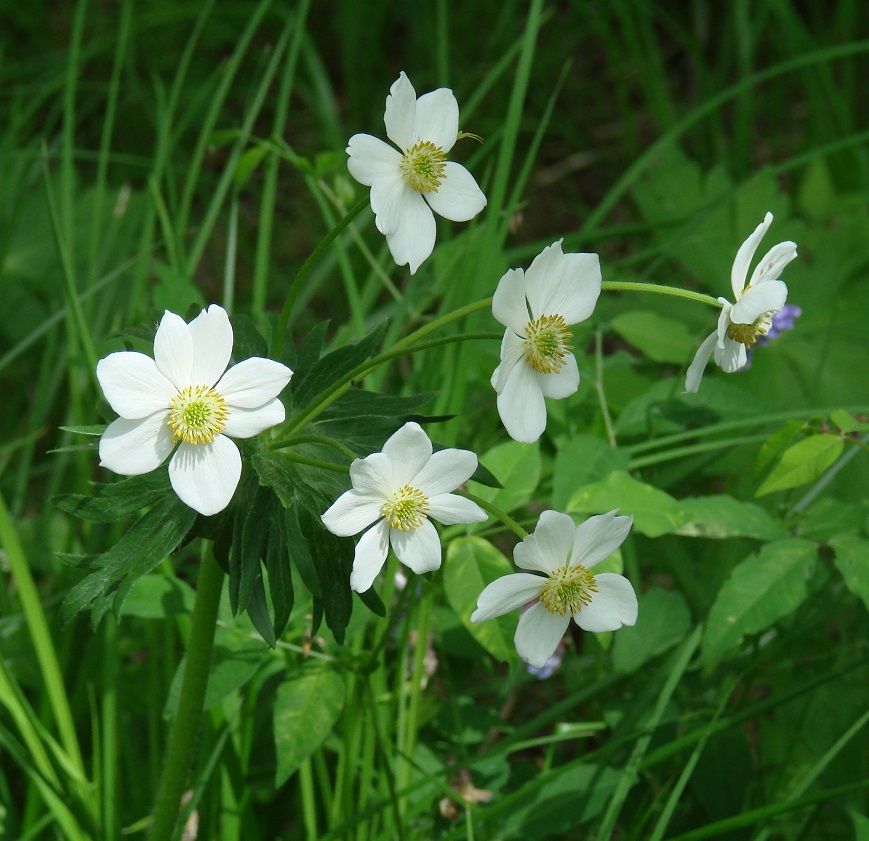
[427,493,487,525]
[491,330,526,394]
[222,398,284,439]
[574,573,638,632]
[684,331,717,393]
[350,519,390,592]
[570,510,633,569]
[346,133,402,187]
[381,422,432,485]
[515,602,570,669]
[97,352,175,419]
[535,353,579,399]
[99,412,174,475]
[370,173,411,236]
[412,88,459,151]
[187,305,233,388]
[322,491,384,537]
[217,357,292,408]
[714,337,747,373]
[730,280,788,325]
[747,241,798,287]
[167,437,242,516]
[153,311,193,390]
[496,360,547,444]
[391,519,441,574]
[412,448,477,496]
[514,511,575,574]
[492,268,530,335]
[524,241,601,325]
[730,212,773,300]
[471,573,545,623]
[348,452,393,497]
[715,300,733,349]
[385,191,437,274]
[384,71,416,151]
[424,162,486,222]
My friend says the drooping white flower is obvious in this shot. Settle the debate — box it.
[321,422,487,593]
[491,240,601,443]
[471,510,637,669]
[97,305,292,516]
[346,71,487,275]
[685,212,797,393]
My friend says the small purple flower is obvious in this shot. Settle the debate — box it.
[757,304,801,345]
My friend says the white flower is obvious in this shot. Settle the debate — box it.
[685,212,797,393]
[471,510,637,669]
[491,240,601,443]
[321,422,487,593]
[346,71,487,275]
[96,305,292,516]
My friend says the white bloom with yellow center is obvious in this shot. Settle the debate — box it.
[471,510,637,669]
[346,71,487,275]
[96,305,292,516]
[321,422,487,593]
[491,240,601,443]
[685,212,797,393]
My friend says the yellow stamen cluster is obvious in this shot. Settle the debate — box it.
[726,312,773,347]
[539,565,598,616]
[381,485,430,531]
[168,385,228,445]
[523,314,573,374]
[400,140,447,193]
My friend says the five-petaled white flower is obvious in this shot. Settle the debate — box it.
[685,212,797,393]
[346,71,487,275]
[491,240,601,443]
[471,510,637,669]
[97,305,292,516]
[321,422,487,593]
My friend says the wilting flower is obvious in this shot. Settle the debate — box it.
[491,240,601,443]
[321,422,487,592]
[471,510,637,669]
[97,305,292,516]
[346,71,487,274]
[685,212,797,393]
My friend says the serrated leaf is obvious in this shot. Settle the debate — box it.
[246,574,277,648]
[675,495,786,540]
[265,515,294,638]
[273,665,345,786]
[467,440,540,514]
[229,312,268,361]
[610,309,697,363]
[553,435,630,511]
[701,539,817,662]
[612,588,691,673]
[756,434,844,496]
[830,534,869,612]
[54,471,172,522]
[443,537,517,663]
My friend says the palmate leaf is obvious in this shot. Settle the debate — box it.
[53,471,172,522]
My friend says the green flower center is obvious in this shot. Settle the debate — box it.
[168,385,228,445]
[726,311,774,347]
[381,485,430,531]
[400,140,447,193]
[523,314,573,374]
[539,565,598,616]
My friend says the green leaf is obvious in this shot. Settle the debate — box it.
[234,144,268,188]
[120,573,195,618]
[675,495,787,540]
[796,497,867,540]
[610,309,697,364]
[265,515,294,638]
[467,440,540,514]
[245,574,276,648]
[830,409,869,433]
[850,810,869,841]
[756,434,844,496]
[443,537,517,663]
[228,472,270,614]
[612,588,692,673]
[552,435,630,511]
[830,534,869,612]
[273,665,345,787]
[229,312,268,361]
[53,471,172,522]
[701,539,817,663]
[754,420,804,480]
[567,471,686,537]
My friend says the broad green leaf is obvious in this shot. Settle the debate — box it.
[830,534,869,612]
[830,409,869,433]
[610,309,697,364]
[467,440,540,514]
[612,588,691,673]
[675,495,786,540]
[796,498,867,540]
[273,665,345,786]
[443,537,517,663]
[850,810,869,841]
[121,573,195,618]
[755,420,804,480]
[552,435,629,511]
[756,434,844,496]
[567,471,686,537]
[701,539,817,662]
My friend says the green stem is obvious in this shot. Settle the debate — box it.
[148,549,224,841]
[601,280,720,308]
[278,450,350,473]
[273,195,370,358]
[457,490,527,539]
